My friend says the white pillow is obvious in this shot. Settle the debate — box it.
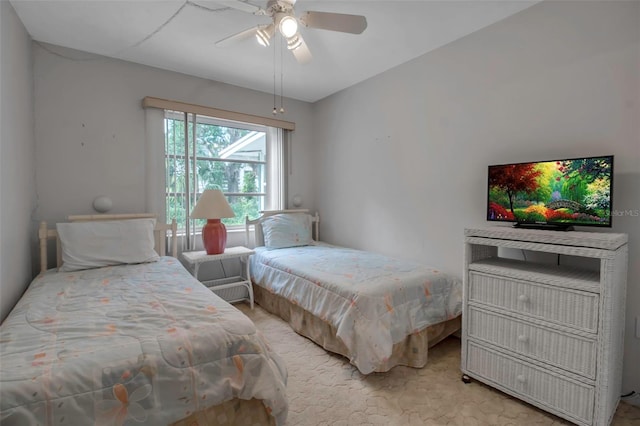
[57,218,159,271]
[261,213,312,249]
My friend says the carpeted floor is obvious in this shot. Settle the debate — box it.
[237,303,640,426]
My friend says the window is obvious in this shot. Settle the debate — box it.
[163,110,286,248]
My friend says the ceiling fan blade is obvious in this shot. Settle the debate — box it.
[289,33,312,64]
[212,0,263,14]
[215,26,258,47]
[299,11,367,34]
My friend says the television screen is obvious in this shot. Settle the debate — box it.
[487,155,613,229]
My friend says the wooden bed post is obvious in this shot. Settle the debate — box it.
[38,221,62,274]
[39,221,48,275]
[170,219,178,258]
[56,236,62,270]
[313,212,320,241]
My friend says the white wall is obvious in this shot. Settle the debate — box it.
[312,1,640,393]
[0,1,36,322]
[32,43,316,230]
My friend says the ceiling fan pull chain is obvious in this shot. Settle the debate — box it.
[272,37,277,115]
[280,39,285,114]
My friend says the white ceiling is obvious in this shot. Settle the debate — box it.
[10,0,539,102]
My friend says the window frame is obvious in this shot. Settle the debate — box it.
[163,111,286,249]
[143,97,293,252]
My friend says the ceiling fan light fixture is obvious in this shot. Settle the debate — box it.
[279,15,298,38]
[215,0,367,66]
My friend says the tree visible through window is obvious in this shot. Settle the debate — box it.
[164,111,268,237]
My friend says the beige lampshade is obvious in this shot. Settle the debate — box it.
[190,189,235,219]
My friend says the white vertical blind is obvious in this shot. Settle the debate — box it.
[144,108,166,222]
[266,127,287,211]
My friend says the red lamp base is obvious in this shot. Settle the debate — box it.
[202,219,227,255]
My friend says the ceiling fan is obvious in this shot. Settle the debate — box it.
[213,0,368,64]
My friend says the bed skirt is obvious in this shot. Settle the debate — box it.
[170,398,275,426]
[253,285,461,373]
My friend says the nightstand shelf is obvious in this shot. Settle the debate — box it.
[182,246,255,308]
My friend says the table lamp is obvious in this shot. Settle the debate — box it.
[190,189,235,254]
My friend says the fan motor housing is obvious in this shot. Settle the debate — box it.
[267,0,295,15]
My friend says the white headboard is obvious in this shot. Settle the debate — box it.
[245,209,320,248]
[38,213,178,274]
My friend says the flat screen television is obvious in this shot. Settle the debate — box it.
[487,155,613,230]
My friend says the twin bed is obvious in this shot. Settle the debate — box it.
[0,214,287,426]
[246,210,462,374]
[0,210,462,425]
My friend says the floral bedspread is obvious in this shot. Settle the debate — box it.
[250,243,462,374]
[0,257,288,425]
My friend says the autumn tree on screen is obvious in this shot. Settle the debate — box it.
[489,164,542,215]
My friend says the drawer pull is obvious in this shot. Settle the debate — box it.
[516,375,526,384]
[517,294,529,303]
[517,335,529,343]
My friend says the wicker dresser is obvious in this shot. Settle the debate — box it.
[461,226,628,426]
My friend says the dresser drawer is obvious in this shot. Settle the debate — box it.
[466,342,595,425]
[468,272,599,333]
[468,307,597,379]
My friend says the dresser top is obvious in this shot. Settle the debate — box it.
[465,226,628,250]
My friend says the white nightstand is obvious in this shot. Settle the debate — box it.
[182,246,255,308]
